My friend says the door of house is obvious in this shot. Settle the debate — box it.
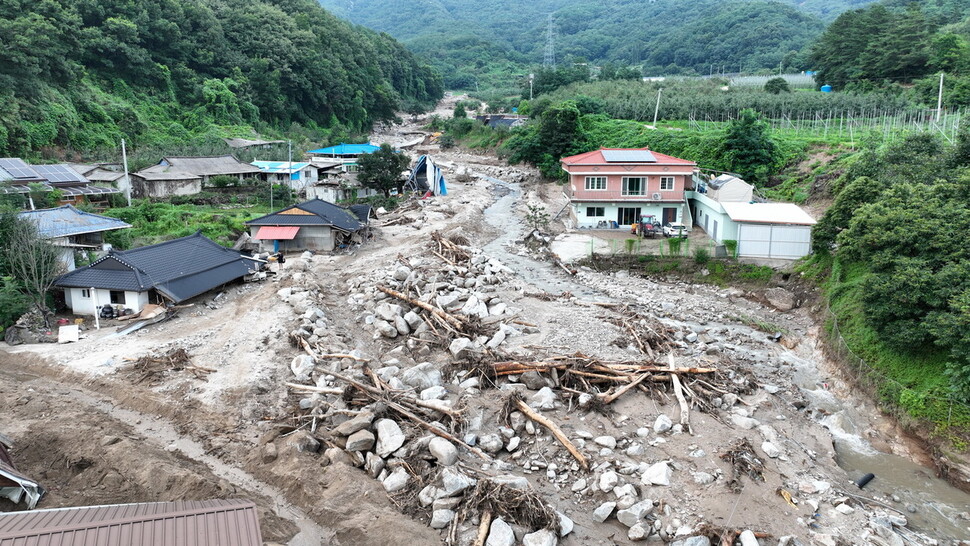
[617,207,641,226]
[712,220,719,240]
[662,207,677,224]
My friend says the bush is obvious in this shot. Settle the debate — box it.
[667,238,684,255]
[723,239,738,257]
[438,134,456,149]
[208,175,238,188]
[693,247,711,265]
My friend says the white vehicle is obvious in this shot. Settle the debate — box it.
[663,222,688,238]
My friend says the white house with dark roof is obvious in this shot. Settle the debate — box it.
[18,205,131,271]
[245,198,370,253]
[54,232,260,315]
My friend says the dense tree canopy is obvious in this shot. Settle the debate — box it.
[0,0,442,157]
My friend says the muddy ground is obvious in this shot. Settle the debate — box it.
[2,95,969,545]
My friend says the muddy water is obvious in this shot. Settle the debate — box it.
[480,175,608,301]
[75,391,332,545]
[784,349,970,539]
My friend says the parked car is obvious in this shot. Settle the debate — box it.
[663,222,688,238]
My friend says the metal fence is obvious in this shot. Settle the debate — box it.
[819,301,970,430]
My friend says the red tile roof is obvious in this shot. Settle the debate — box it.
[560,148,696,166]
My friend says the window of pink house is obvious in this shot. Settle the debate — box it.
[584,176,607,190]
[660,177,675,191]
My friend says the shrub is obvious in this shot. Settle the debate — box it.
[723,239,739,257]
[208,175,237,188]
[667,238,684,255]
[693,247,711,265]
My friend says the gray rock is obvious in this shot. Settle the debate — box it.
[429,437,459,466]
[375,419,406,457]
[599,471,619,491]
[441,467,476,496]
[436,293,462,311]
[374,319,398,338]
[394,315,411,336]
[761,441,781,459]
[382,467,410,492]
[365,452,385,478]
[594,436,617,449]
[738,530,760,546]
[401,363,442,390]
[491,475,529,490]
[486,329,507,349]
[419,485,445,506]
[449,337,475,358]
[654,414,673,433]
[557,512,573,537]
[628,523,650,541]
[730,414,760,430]
[765,287,796,311]
[617,500,654,527]
[290,354,315,380]
[683,537,711,546]
[523,529,557,546]
[291,431,320,453]
[376,302,405,321]
[479,433,504,454]
[692,472,715,485]
[592,502,616,522]
[520,371,546,390]
[530,387,557,410]
[641,462,671,486]
[685,332,698,343]
[506,437,521,451]
[345,430,375,451]
[420,385,447,400]
[486,518,515,546]
[431,509,455,529]
[404,311,422,329]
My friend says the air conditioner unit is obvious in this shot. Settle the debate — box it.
[651,192,662,200]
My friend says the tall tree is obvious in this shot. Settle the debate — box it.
[357,143,411,197]
[721,109,776,184]
[2,217,61,326]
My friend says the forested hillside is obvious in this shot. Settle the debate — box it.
[318,0,875,90]
[0,0,442,158]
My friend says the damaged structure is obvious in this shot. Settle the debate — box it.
[54,232,262,315]
[18,204,131,271]
[0,435,45,510]
[404,155,448,197]
[245,198,370,253]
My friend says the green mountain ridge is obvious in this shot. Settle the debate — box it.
[0,0,443,158]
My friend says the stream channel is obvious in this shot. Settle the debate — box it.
[481,174,970,540]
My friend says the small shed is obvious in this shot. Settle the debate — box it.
[704,174,753,203]
[130,170,203,198]
[245,198,369,253]
[54,232,260,315]
[0,499,263,546]
[721,202,817,259]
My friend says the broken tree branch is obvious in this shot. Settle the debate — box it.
[285,382,344,395]
[600,372,651,404]
[378,285,465,330]
[514,399,589,471]
[668,354,691,434]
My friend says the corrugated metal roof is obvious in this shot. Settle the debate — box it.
[142,156,261,177]
[251,161,310,174]
[246,198,364,232]
[0,499,262,545]
[18,205,131,239]
[55,233,256,302]
[254,226,300,240]
[131,171,202,182]
[307,143,379,155]
[721,202,817,226]
[224,137,285,148]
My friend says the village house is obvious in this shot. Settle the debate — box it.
[691,174,816,259]
[54,232,261,315]
[0,158,121,208]
[18,205,131,271]
[245,198,370,253]
[560,148,697,228]
[250,160,318,192]
[307,143,380,172]
[133,155,262,197]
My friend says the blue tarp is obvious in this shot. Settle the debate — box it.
[405,155,447,196]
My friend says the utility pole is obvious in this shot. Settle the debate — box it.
[529,73,534,100]
[121,139,131,207]
[653,88,662,126]
[288,139,293,194]
[936,72,944,122]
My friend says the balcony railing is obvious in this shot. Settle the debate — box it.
[569,189,685,201]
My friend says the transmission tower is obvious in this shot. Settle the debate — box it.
[543,14,556,69]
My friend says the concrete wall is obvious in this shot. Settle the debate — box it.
[65,288,149,315]
[132,177,202,198]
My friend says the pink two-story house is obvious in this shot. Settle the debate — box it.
[561,148,697,229]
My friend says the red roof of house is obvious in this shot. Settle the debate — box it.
[560,148,696,166]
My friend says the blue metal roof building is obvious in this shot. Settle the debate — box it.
[306,143,380,156]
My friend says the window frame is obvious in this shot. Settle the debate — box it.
[586,206,605,217]
[80,289,90,298]
[621,177,646,196]
[109,290,126,305]
[584,176,607,191]
[660,176,675,191]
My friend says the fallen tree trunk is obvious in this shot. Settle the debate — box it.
[377,285,466,330]
[514,399,589,471]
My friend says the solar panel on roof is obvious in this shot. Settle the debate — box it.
[601,150,656,163]
[0,158,41,180]
[33,164,87,184]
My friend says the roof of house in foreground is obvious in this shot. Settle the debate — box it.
[18,205,131,239]
[245,198,366,232]
[560,147,696,167]
[54,232,256,302]
[0,499,262,546]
